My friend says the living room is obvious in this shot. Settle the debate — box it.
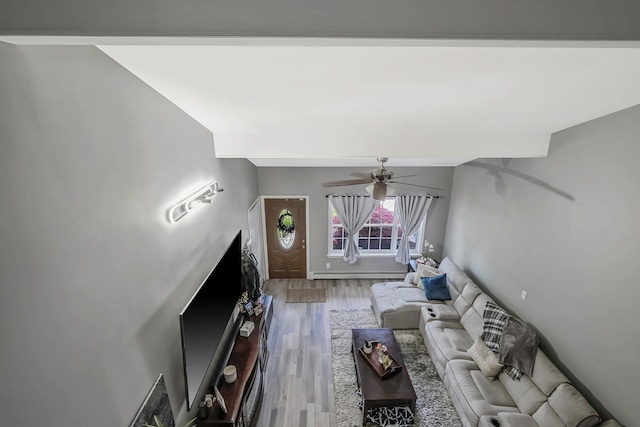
[1,3,640,427]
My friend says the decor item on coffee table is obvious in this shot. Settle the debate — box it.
[330,308,461,427]
[352,328,416,425]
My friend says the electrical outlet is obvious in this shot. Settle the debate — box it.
[326,262,331,270]
[521,290,528,301]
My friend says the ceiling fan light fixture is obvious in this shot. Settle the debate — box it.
[368,181,386,201]
[386,185,396,197]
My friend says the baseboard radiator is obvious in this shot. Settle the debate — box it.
[309,271,406,280]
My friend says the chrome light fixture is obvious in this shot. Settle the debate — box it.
[168,181,223,223]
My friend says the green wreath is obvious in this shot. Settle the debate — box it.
[277,211,295,234]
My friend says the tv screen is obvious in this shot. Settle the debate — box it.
[180,231,243,410]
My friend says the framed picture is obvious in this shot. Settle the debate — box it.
[214,386,227,414]
[253,303,264,316]
[244,301,254,316]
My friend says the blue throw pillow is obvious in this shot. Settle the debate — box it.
[421,274,451,301]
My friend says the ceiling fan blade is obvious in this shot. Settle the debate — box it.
[322,178,372,188]
[350,172,371,179]
[390,175,417,179]
[389,181,444,191]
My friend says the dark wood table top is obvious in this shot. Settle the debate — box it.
[351,328,417,404]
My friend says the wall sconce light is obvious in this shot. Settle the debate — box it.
[168,181,224,223]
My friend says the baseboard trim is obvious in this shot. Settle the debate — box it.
[309,271,406,280]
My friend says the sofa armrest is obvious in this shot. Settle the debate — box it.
[421,304,460,322]
[404,272,417,285]
[479,413,538,427]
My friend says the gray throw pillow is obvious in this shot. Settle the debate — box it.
[499,317,539,378]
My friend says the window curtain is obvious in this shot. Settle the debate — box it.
[394,195,433,264]
[329,195,377,264]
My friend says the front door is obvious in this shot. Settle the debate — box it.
[264,198,307,279]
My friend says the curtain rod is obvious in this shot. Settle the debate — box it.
[325,194,440,199]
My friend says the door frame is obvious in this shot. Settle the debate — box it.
[247,196,266,284]
[260,195,310,280]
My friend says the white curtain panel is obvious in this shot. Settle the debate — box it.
[329,195,377,264]
[394,195,433,264]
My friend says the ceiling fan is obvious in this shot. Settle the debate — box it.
[322,157,443,201]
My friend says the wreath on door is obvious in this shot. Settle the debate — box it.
[277,210,295,235]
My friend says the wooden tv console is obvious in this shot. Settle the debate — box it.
[197,295,273,427]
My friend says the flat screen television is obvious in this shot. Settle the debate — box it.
[179,231,243,410]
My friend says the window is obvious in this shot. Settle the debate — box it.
[328,198,424,256]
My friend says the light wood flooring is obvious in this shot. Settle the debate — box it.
[257,278,378,427]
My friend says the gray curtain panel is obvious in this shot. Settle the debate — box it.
[329,195,377,264]
[394,195,433,264]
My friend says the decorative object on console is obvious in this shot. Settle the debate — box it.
[421,274,451,300]
[197,402,210,420]
[214,386,227,415]
[240,320,255,337]
[168,181,223,223]
[237,291,250,314]
[204,394,215,408]
[244,301,254,316]
[223,365,237,384]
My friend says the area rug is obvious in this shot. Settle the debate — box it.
[286,288,327,303]
[330,309,462,427]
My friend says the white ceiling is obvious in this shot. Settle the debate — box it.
[98,40,640,167]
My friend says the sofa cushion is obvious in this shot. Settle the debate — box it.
[397,287,430,303]
[460,307,484,339]
[421,274,452,300]
[498,373,547,415]
[445,360,520,423]
[453,291,472,316]
[370,281,433,328]
[468,336,503,379]
[423,320,473,368]
[439,257,473,293]
[548,384,601,427]
[481,301,510,355]
[532,402,566,427]
[461,281,483,305]
[529,350,570,396]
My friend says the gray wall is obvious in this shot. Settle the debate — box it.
[0,43,258,426]
[2,0,640,40]
[444,105,640,426]
[257,167,453,276]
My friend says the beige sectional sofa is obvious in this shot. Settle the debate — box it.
[369,257,621,427]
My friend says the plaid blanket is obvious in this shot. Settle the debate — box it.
[480,301,524,381]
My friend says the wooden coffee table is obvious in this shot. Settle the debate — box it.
[351,328,417,426]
